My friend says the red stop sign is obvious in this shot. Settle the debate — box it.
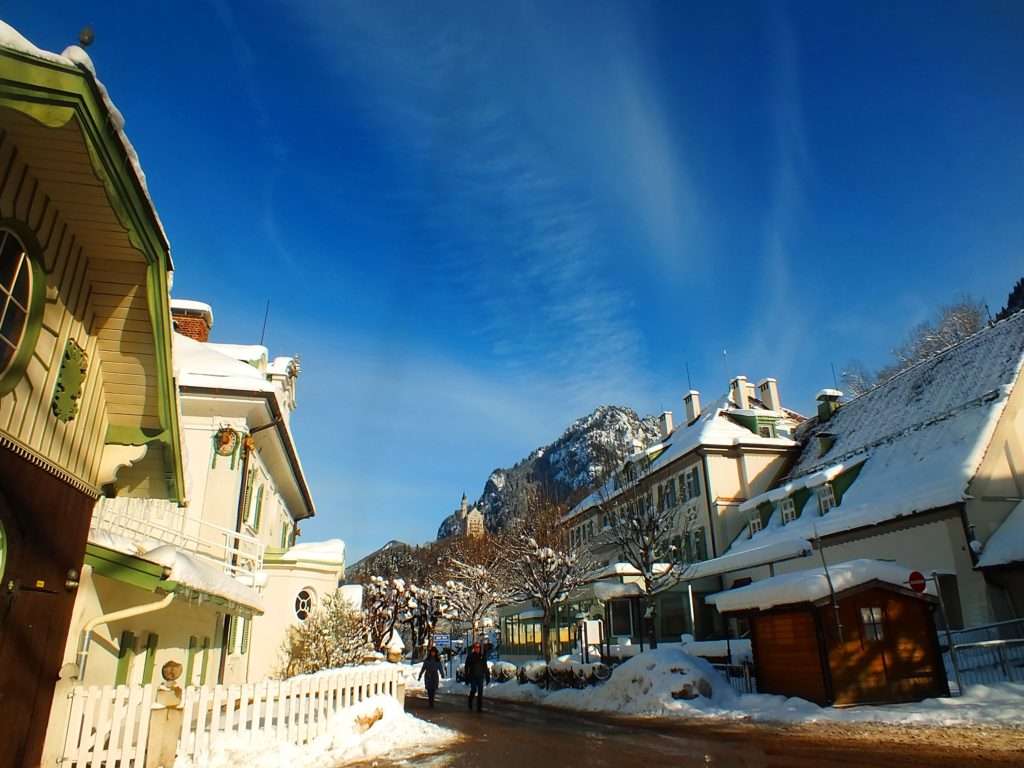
[908,571,926,592]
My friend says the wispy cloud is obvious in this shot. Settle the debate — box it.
[283,2,695,405]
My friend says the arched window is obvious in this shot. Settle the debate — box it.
[0,229,33,375]
[294,588,315,621]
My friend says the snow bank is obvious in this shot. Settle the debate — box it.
[174,695,457,768]
[489,647,735,716]
[738,683,1024,728]
[476,650,1024,730]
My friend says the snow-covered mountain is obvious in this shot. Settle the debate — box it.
[436,405,660,539]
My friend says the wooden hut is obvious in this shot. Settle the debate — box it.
[708,559,950,706]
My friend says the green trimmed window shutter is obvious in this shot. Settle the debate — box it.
[253,486,263,531]
[200,637,210,685]
[185,635,198,684]
[228,615,239,653]
[240,616,251,654]
[115,630,135,685]
[142,633,159,684]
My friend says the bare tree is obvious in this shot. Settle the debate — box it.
[591,443,684,649]
[842,297,986,396]
[504,497,596,662]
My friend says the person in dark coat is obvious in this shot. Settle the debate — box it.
[418,646,445,707]
[464,641,490,712]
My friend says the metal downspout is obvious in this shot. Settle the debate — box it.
[76,592,175,679]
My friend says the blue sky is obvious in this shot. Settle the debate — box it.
[8,2,1023,560]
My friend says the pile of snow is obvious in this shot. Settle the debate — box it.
[174,695,457,768]
[490,647,734,715]
[489,660,517,682]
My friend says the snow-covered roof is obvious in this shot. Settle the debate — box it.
[210,343,269,367]
[707,559,934,613]
[732,311,1024,555]
[677,538,813,581]
[568,393,796,519]
[87,528,264,612]
[592,581,645,600]
[174,333,273,392]
[280,539,346,566]
[145,545,264,612]
[977,500,1024,568]
[589,562,672,580]
[0,22,169,251]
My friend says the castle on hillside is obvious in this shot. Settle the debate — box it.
[453,493,485,538]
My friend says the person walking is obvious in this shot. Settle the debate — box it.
[418,646,445,708]
[464,641,490,712]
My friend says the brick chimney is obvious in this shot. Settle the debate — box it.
[170,299,213,343]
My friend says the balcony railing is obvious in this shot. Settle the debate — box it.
[92,497,264,580]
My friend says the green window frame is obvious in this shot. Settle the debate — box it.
[115,630,136,686]
[141,633,159,684]
[252,486,264,531]
[200,637,210,685]
[0,222,46,397]
[240,616,251,654]
[185,635,198,684]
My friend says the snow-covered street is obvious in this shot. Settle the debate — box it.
[378,691,1023,768]
[379,648,1024,766]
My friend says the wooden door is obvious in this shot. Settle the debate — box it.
[751,609,829,704]
[0,449,92,768]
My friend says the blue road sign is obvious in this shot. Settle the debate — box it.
[433,633,451,647]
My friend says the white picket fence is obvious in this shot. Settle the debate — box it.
[57,666,402,767]
[179,666,401,760]
[59,683,155,767]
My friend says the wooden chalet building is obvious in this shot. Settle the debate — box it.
[0,25,183,767]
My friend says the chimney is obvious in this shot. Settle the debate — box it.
[758,378,781,412]
[170,299,213,343]
[730,375,749,409]
[658,411,673,439]
[684,390,701,423]
[816,389,843,422]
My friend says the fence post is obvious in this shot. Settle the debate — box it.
[146,661,184,768]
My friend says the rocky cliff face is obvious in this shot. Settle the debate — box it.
[436,405,660,539]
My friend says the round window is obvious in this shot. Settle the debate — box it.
[0,230,32,376]
[295,588,314,621]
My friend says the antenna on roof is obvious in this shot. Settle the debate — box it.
[686,362,693,391]
[259,299,270,346]
[830,362,839,389]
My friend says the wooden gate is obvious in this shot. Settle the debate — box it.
[58,684,156,767]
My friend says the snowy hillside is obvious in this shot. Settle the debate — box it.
[436,405,660,539]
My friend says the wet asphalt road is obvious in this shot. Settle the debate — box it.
[353,691,1018,768]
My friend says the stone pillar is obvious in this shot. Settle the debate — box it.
[146,661,184,768]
